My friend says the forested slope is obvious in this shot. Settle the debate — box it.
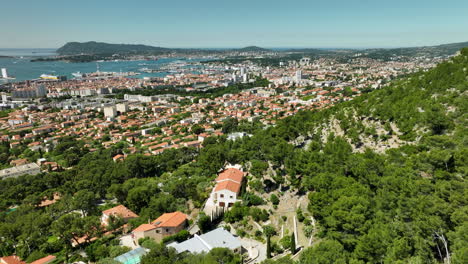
[256,48,468,263]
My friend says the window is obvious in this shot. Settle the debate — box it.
[220,194,224,198]
[230,196,233,199]
[166,229,169,232]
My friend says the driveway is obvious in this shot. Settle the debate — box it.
[239,237,266,263]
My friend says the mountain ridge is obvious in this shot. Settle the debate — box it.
[56,41,468,58]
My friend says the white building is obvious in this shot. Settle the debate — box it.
[295,70,302,83]
[104,106,117,118]
[168,228,242,254]
[210,167,244,208]
[0,163,41,180]
[116,103,129,113]
[242,73,248,83]
[240,67,246,75]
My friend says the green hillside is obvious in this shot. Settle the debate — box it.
[250,48,468,263]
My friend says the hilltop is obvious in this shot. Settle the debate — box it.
[235,46,272,52]
[56,41,273,56]
[56,41,174,55]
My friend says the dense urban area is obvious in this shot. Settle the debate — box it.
[0,43,467,264]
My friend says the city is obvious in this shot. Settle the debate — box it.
[0,1,467,264]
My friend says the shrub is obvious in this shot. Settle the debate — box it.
[270,194,280,205]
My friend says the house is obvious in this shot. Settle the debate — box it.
[132,211,187,243]
[210,168,244,208]
[30,255,56,264]
[168,228,242,254]
[101,205,138,226]
[9,159,29,166]
[112,154,125,162]
[0,256,25,264]
[0,163,41,180]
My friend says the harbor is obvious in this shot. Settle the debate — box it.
[0,50,213,82]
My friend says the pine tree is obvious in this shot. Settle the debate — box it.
[266,236,271,259]
[291,232,296,254]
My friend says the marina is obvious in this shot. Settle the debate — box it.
[0,50,212,82]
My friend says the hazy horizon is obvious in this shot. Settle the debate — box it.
[1,39,467,51]
[1,0,468,48]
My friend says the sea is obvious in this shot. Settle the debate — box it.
[0,48,192,82]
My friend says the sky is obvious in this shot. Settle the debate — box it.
[1,0,468,49]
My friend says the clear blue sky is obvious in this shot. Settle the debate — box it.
[1,0,468,48]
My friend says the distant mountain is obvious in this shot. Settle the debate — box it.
[56,42,274,56]
[234,46,272,52]
[362,41,468,59]
[57,41,183,55]
[56,41,468,58]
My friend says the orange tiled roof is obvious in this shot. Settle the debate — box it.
[214,180,241,193]
[133,223,157,232]
[216,168,244,183]
[151,211,187,228]
[0,256,26,264]
[30,255,56,264]
[103,205,138,219]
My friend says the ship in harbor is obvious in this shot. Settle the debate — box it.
[40,74,60,80]
[71,64,140,80]
[0,68,16,80]
[72,71,84,78]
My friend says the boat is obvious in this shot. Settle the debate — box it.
[40,74,59,80]
[0,68,15,80]
[72,71,84,78]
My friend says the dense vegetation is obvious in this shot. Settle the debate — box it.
[260,48,468,263]
[0,48,467,263]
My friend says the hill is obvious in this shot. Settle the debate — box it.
[247,48,468,263]
[362,41,468,60]
[56,41,468,59]
[56,42,273,56]
[235,46,272,52]
[56,41,174,55]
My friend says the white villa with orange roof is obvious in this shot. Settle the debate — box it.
[209,166,245,208]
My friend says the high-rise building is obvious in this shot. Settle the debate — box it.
[116,103,129,113]
[295,70,302,82]
[36,85,47,97]
[240,67,246,75]
[104,106,117,118]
